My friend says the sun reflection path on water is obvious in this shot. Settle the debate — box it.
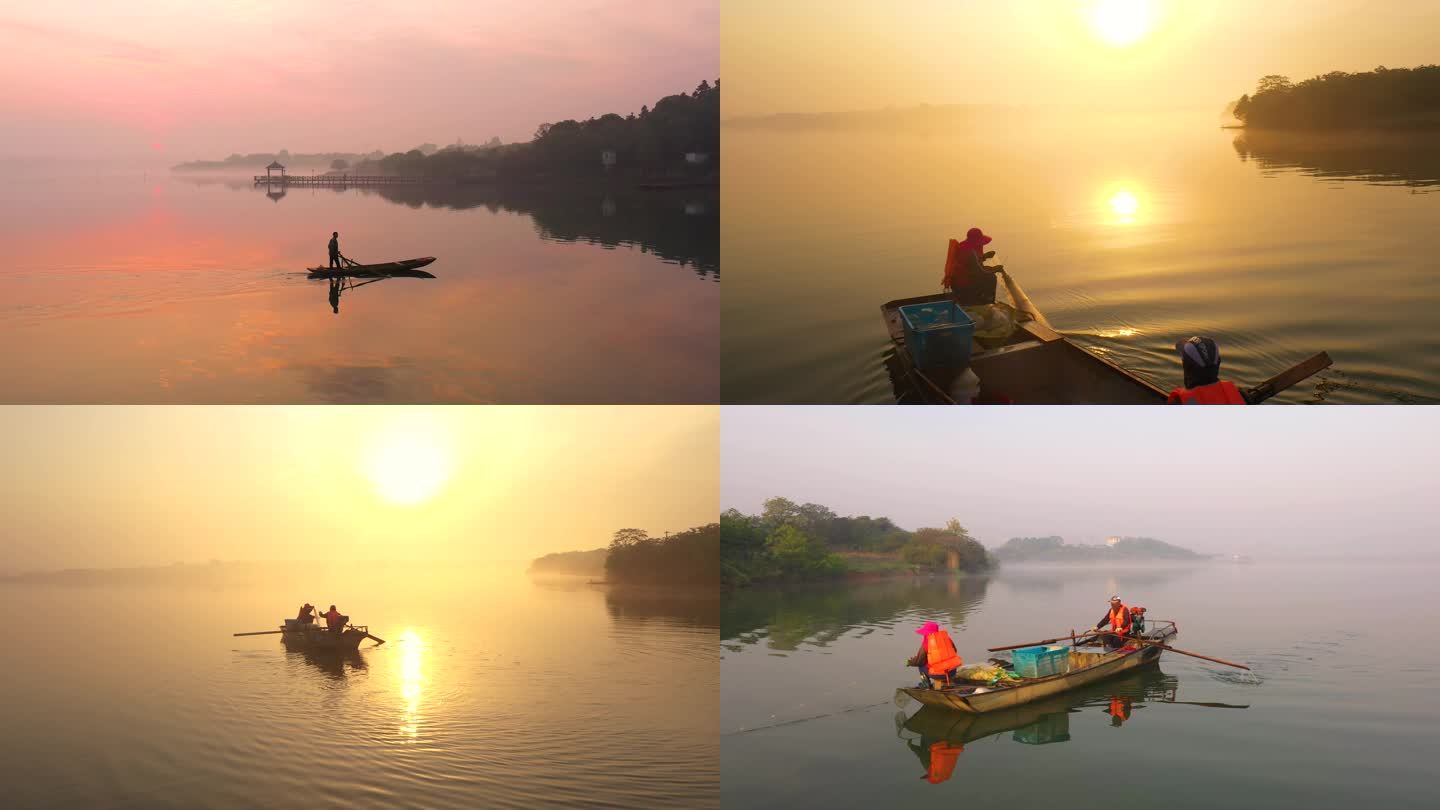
[397,629,426,741]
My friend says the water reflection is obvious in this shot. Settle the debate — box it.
[230,178,719,280]
[721,576,991,650]
[1233,129,1440,188]
[605,588,721,629]
[396,629,426,742]
[287,646,368,680]
[896,668,1247,784]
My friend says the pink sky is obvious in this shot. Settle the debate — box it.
[0,1,718,161]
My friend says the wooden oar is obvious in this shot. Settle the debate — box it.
[996,269,1053,329]
[988,630,1101,652]
[365,633,387,645]
[233,629,284,637]
[1117,635,1251,670]
[1242,351,1333,404]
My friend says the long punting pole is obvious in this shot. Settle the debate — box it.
[233,630,285,637]
[988,630,1102,652]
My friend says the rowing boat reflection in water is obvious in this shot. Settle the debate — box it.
[308,256,437,314]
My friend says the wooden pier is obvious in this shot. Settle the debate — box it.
[253,175,438,186]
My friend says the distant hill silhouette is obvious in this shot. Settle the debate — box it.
[1232,65,1440,130]
[528,548,608,577]
[993,536,1205,563]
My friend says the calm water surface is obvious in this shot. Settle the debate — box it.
[0,174,717,403]
[0,568,718,809]
[722,112,1440,403]
[721,562,1438,808]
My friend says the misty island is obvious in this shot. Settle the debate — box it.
[1232,64,1440,130]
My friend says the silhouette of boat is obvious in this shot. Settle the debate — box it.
[307,257,437,279]
[278,619,384,651]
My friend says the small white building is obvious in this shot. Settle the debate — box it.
[1105,536,1121,547]
[684,152,710,165]
[600,150,617,167]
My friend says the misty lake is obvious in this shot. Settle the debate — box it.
[0,567,718,809]
[722,113,1440,403]
[0,174,717,403]
[721,561,1438,809]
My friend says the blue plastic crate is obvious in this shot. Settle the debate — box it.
[899,300,975,370]
[1011,645,1071,678]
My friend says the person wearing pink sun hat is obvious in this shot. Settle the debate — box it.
[941,227,1004,306]
[906,621,964,688]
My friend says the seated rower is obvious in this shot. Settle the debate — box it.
[906,621,963,688]
[941,227,1004,306]
[1095,595,1132,650]
[321,604,347,635]
[1167,336,1246,404]
[296,603,316,625]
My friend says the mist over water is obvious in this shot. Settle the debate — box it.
[722,110,1440,403]
[0,174,717,403]
[721,560,1439,809]
[0,566,719,809]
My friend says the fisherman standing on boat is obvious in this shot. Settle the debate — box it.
[328,231,343,269]
[321,604,346,635]
[907,621,964,688]
[1167,336,1246,404]
[1095,596,1133,650]
[942,227,1004,306]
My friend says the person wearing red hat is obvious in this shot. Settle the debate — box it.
[941,227,1003,305]
[906,621,964,688]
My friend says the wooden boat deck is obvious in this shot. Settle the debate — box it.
[900,622,1178,714]
[882,293,1169,404]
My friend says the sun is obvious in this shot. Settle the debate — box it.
[1087,0,1155,47]
[1109,190,1139,218]
[365,426,453,505]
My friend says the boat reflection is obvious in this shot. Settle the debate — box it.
[896,669,1247,784]
[284,645,368,679]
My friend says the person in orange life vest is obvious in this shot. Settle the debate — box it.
[1095,595,1132,650]
[941,227,1003,306]
[1167,336,1247,404]
[906,621,963,688]
[296,603,316,625]
[1106,695,1133,727]
[321,604,346,634]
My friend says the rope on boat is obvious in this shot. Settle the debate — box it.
[721,700,893,737]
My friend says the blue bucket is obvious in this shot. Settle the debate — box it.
[899,300,975,370]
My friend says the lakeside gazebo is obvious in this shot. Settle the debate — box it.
[264,160,286,182]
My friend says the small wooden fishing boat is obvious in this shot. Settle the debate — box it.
[883,291,1332,404]
[307,257,436,279]
[883,292,1169,404]
[234,618,386,650]
[897,621,1178,714]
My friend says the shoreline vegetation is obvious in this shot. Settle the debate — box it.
[172,80,720,184]
[1231,65,1440,130]
[527,523,719,588]
[721,497,996,589]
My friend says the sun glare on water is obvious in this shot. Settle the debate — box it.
[365,425,454,505]
[1087,0,1155,47]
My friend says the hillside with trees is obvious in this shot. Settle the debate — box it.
[993,536,1204,563]
[603,524,718,587]
[1232,65,1440,130]
[527,548,608,577]
[721,497,996,588]
[176,80,719,182]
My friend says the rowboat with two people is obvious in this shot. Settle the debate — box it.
[882,227,1331,404]
[233,603,386,652]
[897,612,1249,715]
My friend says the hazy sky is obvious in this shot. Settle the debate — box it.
[0,0,718,160]
[722,407,1438,556]
[722,0,1440,118]
[0,406,718,571]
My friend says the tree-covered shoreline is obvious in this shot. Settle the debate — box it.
[1232,65,1440,130]
[173,80,719,182]
[721,497,996,589]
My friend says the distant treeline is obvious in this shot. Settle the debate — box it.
[605,524,718,587]
[721,497,996,588]
[528,548,608,577]
[177,81,719,182]
[1232,65,1440,130]
[993,536,1203,563]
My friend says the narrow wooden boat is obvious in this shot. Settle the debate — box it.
[883,292,1169,404]
[307,257,437,279]
[278,620,379,651]
[897,621,1177,714]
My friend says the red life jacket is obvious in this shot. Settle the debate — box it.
[1167,380,1246,405]
[925,629,963,676]
[1107,604,1131,636]
[1108,696,1132,721]
[925,741,964,784]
